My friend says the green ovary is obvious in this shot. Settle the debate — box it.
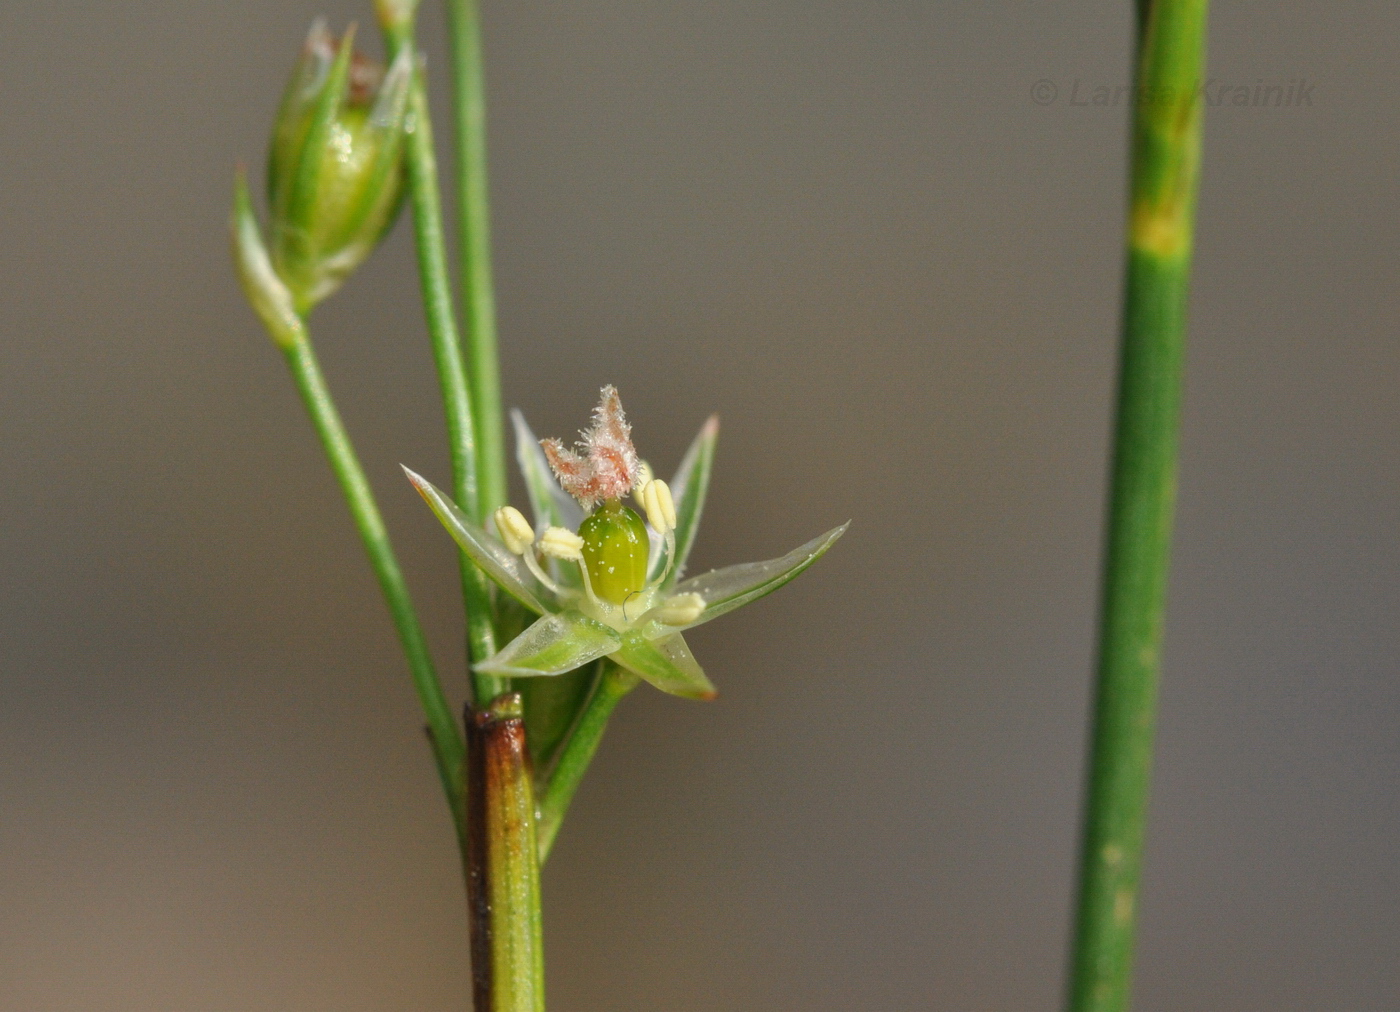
[578,500,649,605]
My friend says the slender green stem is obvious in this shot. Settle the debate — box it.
[280,328,464,835]
[1067,4,1208,1011]
[379,12,503,701]
[445,0,507,520]
[536,663,640,863]
[467,695,545,1012]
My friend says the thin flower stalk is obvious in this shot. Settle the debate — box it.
[230,85,466,828]
[1068,3,1209,1010]
[283,327,465,834]
[445,0,508,520]
[375,1,502,700]
[535,662,640,862]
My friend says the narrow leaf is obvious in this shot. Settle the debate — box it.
[651,415,718,587]
[614,631,716,700]
[477,611,620,678]
[404,467,552,614]
[658,522,848,632]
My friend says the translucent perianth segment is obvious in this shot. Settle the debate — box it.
[578,499,649,605]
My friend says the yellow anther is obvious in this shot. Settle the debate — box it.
[639,478,677,534]
[539,526,585,561]
[657,592,705,626]
[493,506,535,555]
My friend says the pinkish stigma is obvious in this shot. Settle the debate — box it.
[542,385,641,510]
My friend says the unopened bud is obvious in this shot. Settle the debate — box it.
[493,506,535,555]
[657,593,705,626]
[639,479,677,534]
[263,22,412,312]
[539,526,585,561]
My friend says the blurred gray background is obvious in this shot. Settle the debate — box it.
[1,1,1396,1009]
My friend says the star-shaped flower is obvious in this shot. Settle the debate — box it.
[405,386,846,700]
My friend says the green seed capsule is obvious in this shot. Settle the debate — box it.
[578,499,649,605]
[264,21,411,313]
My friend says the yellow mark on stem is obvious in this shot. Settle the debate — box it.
[1131,200,1191,259]
[1114,887,1136,925]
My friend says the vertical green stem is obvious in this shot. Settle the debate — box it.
[536,664,640,863]
[378,9,503,701]
[445,0,508,520]
[467,695,545,1012]
[281,329,465,835]
[1068,4,1208,1012]
[377,9,533,1010]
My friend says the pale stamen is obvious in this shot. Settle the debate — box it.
[520,547,565,597]
[574,555,609,614]
[656,592,705,626]
[639,479,679,588]
[649,529,678,589]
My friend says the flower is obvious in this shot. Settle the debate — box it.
[405,387,847,700]
[231,20,412,334]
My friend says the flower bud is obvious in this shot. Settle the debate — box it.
[265,21,412,312]
[578,500,649,605]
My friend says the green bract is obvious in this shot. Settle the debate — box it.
[405,402,846,701]
[236,20,412,320]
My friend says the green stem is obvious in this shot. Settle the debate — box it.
[379,12,503,701]
[467,695,545,1012]
[1067,4,1208,1011]
[536,664,640,863]
[445,0,507,520]
[280,329,464,836]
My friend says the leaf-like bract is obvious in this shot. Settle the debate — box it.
[230,172,304,350]
[657,522,849,633]
[613,631,716,700]
[404,467,552,615]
